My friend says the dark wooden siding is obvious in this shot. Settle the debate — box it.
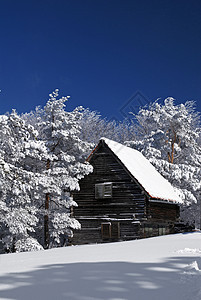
[72,141,180,245]
[149,201,180,221]
[74,143,146,218]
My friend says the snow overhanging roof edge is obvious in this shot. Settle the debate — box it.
[98,137,182,204]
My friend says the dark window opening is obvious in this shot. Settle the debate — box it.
[101,223,111,239]
[111,222,120,239]
[95,183,112,199]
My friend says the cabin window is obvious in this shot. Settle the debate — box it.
[111,222,120,239]
[101,223,111,239]
[95,183,112,199]
[101,222,120,240]
[144,224,153,237]
[158,226,166,236]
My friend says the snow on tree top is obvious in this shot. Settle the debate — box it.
[100,138,182,203]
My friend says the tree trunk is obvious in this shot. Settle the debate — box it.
[200,197,201,230]
[168,129,177,164]
[44,159,50,249]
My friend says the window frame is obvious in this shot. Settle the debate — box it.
[95,182,113,199]
[158,225,166,236]
[101,223,111,239]
[101,222,120,240]
[144,224,153,237]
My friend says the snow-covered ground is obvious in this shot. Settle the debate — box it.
[0,232,201,300]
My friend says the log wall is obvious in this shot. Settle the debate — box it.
[72,142,179,245]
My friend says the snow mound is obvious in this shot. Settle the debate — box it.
[177,248,201,255]
[185,261,200,272]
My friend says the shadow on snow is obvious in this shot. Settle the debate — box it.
[0,256,201,300]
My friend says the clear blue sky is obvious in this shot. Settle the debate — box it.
[0,0,201,120]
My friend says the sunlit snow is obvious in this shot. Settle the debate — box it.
[0,232,201,300]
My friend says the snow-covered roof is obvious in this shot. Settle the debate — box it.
[99,138,182,203]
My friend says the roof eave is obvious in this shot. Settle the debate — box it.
[149,198,181,205]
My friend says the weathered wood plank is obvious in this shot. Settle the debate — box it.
[72,141,179,245]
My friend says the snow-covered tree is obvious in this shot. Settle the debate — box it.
[0,90,94,252]
[127,98,201,226]
[0,112,42,252]
[23,90,93,249]
[78,108,136,147]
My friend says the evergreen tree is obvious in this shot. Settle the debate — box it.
[78,108,136,146]
[0,90,93,252]
[23,90,92,248]
[0,112,42,252]
[127,98,201,226]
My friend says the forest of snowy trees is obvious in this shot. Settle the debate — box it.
[0,90,200,253]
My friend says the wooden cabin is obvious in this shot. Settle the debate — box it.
[72,138,181,245]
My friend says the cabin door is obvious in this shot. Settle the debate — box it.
[101,222,120,240]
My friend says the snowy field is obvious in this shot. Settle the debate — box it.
[0,232,201,300]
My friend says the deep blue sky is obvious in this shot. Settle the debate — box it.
[0,0,201,120]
